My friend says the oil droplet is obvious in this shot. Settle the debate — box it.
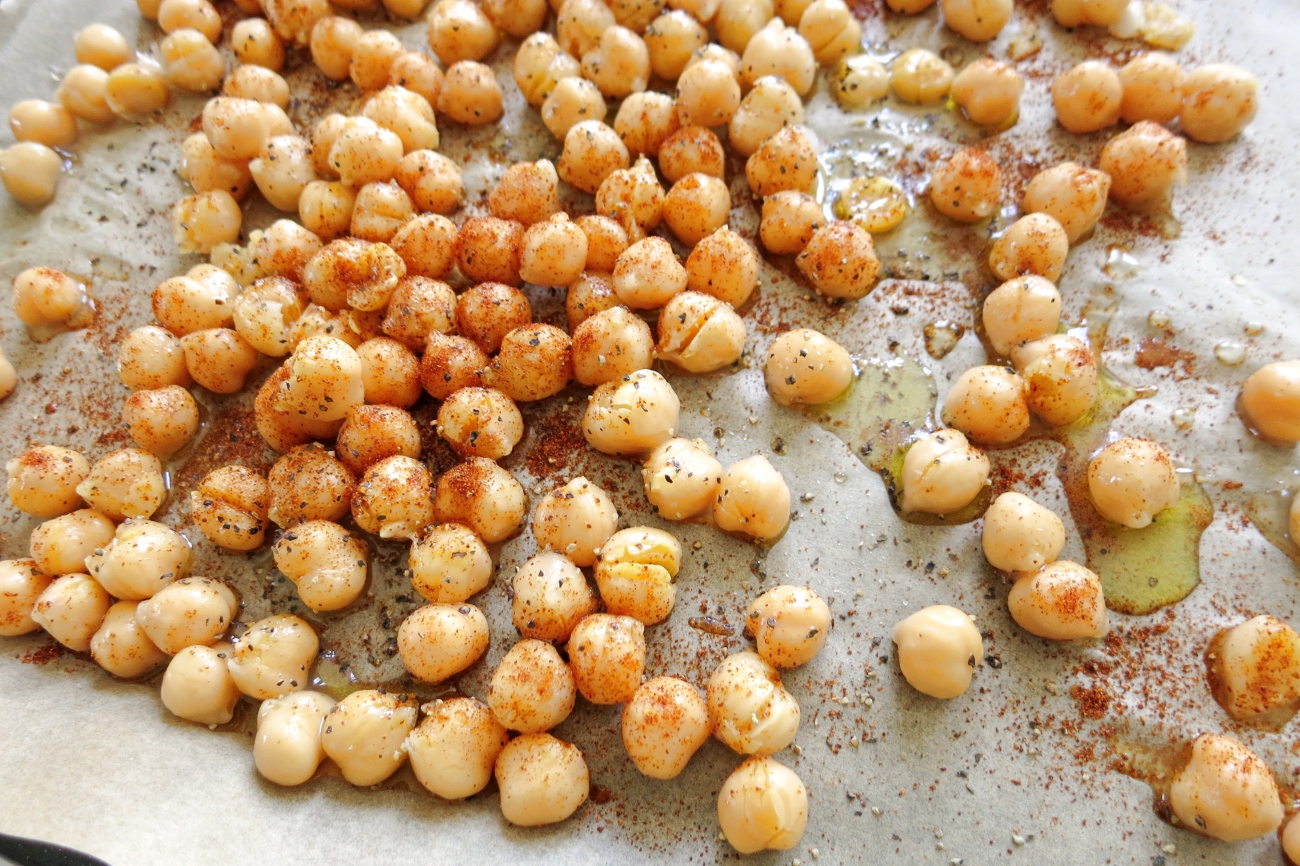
[1231,274,1248,286]
[1214,341,1247,366]
[833,471,848,483]
[923,320,966,359]
[311,653,364,699]
[1171,407,1195,429]
[1103,245,1140,279]
[1244,321,1265,336]
[1147,309,1171,329]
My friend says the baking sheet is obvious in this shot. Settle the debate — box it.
[3,0,1300,863]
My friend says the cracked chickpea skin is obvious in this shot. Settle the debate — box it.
[707,650,800,756]
[594,526,682,624]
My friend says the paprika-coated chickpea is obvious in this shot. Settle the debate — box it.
[1052,60,1122,133]
[707,650,800,755]
[929,148,1001,223]
[795,220,880,301]
[571,305,656,387]
[568,613,647,704]
[511,551,598,642]
[988,213,1068,283]
[398,603,490,682]
[432,458,527,543]
[320,690,419,786]
[406,698,508,799]
[494,734,590,826]
[29,509,115,576]
[487,639,578,733]
[408,523,494,604]
[622,677,712,779]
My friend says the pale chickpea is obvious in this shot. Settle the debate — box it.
[1017,564,1112,637]
[981,491,1065,573]
[981,275,1061,357]
[160,29,226,93]
[86,519,193,601]
[557,120,629,194]
[556,0,616,58]
[489,160,560,226]
[581,25,651,98]
[254,690,334,785]
[796,220,880,301]
[171,190,241,255]
[90,600,168,678]
[1180,64,1259,143]
[104,61,171,117]
[224,66,290,112]
[714,455,791,541]
[663,173,731,246]
[1118,52,1184,125]
[1011,333,1098,427]
[364,86,440,154]
[941,0,1011,40]
[645,11,709,81]
[567,266,620,320]
[759,190,823,254]
[156,0,220,39]
[228,613,318,699]
[75,448,166,521]
[707,650,799,755]
[606,0,666,30]
[488,639,578,733]
[254,363,345,452]
[593,526,680,623]
[267,443,356,529]
[273,519,368,611]
[1050,0,1125,26]
[584,369,681,455]
[615,92,682,160]
[1242,361,1300,443]
[121,386,199,459]
[514,33,581,107]
[1098,121,1187,210]
[716,0,774,54]
[230,277,304,357]
[519,214,588,287]
[1209,616,1300,721]
[420,333,489,400]
[409,522,493,604]
[891,49,954,105]
[495,734,590,826]
[437,61,503,126]
[900,428,989,515]
[950,59,1023,127]
[892,604,982,698]
[160,643,241,725]
[622,677,711,778]
[1052,61,1122,134]
[532,477,618,567]
[0,351,14,401]
[488,324,573,402]
[310,16,362,80]
[718,757,808,854]
[457,217,524,286]
[642,438,722,520]
[12,267,92,332]
[179,133,254,201]
[511,551,598,642]
[1169,734,1284,842]
[389,52,444,106]
[30,573,111,652]
[728,77,804,158]
[6,446,88,520]
[350,30,404,91]
[481,0,548,38]
[232,19,285,71]
[320,690,419,786]
[597,157,665,233]
[457,283,532,355]
[329,118,403,188]
[659,124,726,183]
[8,100,78,150]
[406,698,508,799]
[74,23,133,71]
[56,65,114,124]
[136,577,238,654]
[745,124,817,197]
[432,458,527,543]
[988,213,1068,283]
[941,366,1030,446]
[1022,162,1110,245]
[830,55,889,109]
[189,465,270,552]
[929,148,1000,223]
[798,0,860,65]
[675,58,741,128]
[203,98,292,162]
[745,585,831,667]
[0,143,63,207]
[739,19,816,96]
[29,509,115,576]
[764,328,853,407]
[613,237,688,310]
[1087,437,1179,529]
[426,0,499,65]
[398,603,489,682]
[389,216,459,281]
[657,290,746,373]
[351,182,416,244]
[274,334,365,422]
[297,181,356,241]
[681,227,757,309]
[669,0,721,20]
[0,560,53,637]
[436,387,524,460]
[572,305,655,387]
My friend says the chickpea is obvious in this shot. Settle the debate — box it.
[891,49,954,105]
[738,19,815,96]
[350,182,415,244]
[510,551,598,642]
[1011,333,1098,427]
[392,160,462,230]
[0,351,14,401]
[426,0,499,66]
[159,643,241,725]
[295,181,354,241]
[675,58,741,128]
[572,305,655,387]
[716,0,774,54]
[229,277,302,357]
[248,136,316,212]
[488,324,574,402]
[452,284,527,356]
[420,333,489,400]
[556,0,616,58]
[707,650,799,755]
[273,519,368,611]
[119,386,199,459]
[1087,437,1179,529]
[358,336,423,405]
[488,639,578,732]
[669,0,721,19]
[389,52,444,107]
[409,522,492,604]
[1169,734,1284,842]
[397,602,489,683]
[204,98,292,163]
[327,119,402,190]
[275,334,365,423]
[171,190,241,255]
[893,604,983,698]
[899,428,989,515]
[613,237,687,310]
[514,34,581,108]
[390,218,459,285]
[1118,52,1184,125]
[265,0,334,41]
[179,133,255,202]
[266,444,354,529]
[385,0,434,15]
[350,30,405,92]
[75,448,166,521]
[1099,120,1187,210]
[745,124,817,198]
[74,23,133,72]
[797,0,858,66]
[641,438,722,520]
[156,0,220,38]
[1022,163,1110,245]
[136,577,238,655]
[104,61,172,118]
[254,363,344,452]
[480,0,547,40]
[580,26,651,99]
[1241,361,1300,443]
[232,19,285,71]
[557,120,629,194]
[55,65,114,124]
[30,573,111,652]
[981,275,1060,357]
[621,677,711,779]
[254,690,335,785]
[457,217,524,286]
[593,526,681,624]
[0,560,53,636]
[764,328,853,407]
[320,690,418,786]
[532,477,618,567]
[830,54,889,109]
[1050,0,1125,26]
[584,369,681,455]
[90,600,169,678]
[150,265,235,337]
[657,129,720,188]
[437,61,504,126]
[928,147,1001,224]
[5,446,88,519]
[495,733,589,826]
[14,269,93,335]
[1209,615,1300,721]
[432,458,527,543]
[560,614,644,706]
[29,509,114,577]
[567,268,621,323]
[611,98,679,170]
[745,585,831,668]
[8,100,77,151]
[759,190,822,254]
[86,519,192,602]
[363,86,440,155]
[187,465,270,552]
[678,229,759,312]
[434,387,521,459]
[939,0,1011,40]
[309,17,362,81]
[488,160,560,227]
[643,12,708,81]
[304,237,405,312]
[1051,60,1122,134]
[159,29,225,93]
[714,455,791,540]
[988,213,1069,283]
[796,220,880,301]
[182,328,260,395]
[949,59,1023,129]
[597,158,665,234]
[0,143,63,207]
[407,698,509,799]
[661,173,730,247]
[1180,64,1258,143]
[716,757,808,854]
[727,78,803,160]
[656,290,746,373]
[981,491,1065,574]
[228,613,319,700]
[519,214,588,287]
[942,366,1030,447]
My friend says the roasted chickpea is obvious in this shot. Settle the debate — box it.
[1052,60,1122,133]
[675,58,741,128]
[488,638,578,733]
[432,458,527,543]
[950,59,1023,127]
[349,30,404,91]
[420,332,489,400]
[1169,734,1284,842]
[557,120,630,194]
[351,455,435,540]
[189,465,270,552]
[309,17,362,80]
[717,757,808,854]
[642,438,722,520]
[510,551,598,642]
[489,159,561,226]
[532,477,618,567]
[662,173,731,247]
[437,61,503,126]
[682,226,758,309]
[1022,163,1110,245]
[320,690,418,786]
[745,124,817,198]
[798,0,860,66]
[30,573,111,652]
[254,362,345,452]
[435,388,523,460]
[929,148,1001,223]
[75,448,166,521]
[581,25,651,98]
[232,18,285,71]
[830,54,889,109]
[594,526,682,624]
[796,220,880,301]
[988,213,1068,283]
[1180,64,1258,143]
[1242,361,1300,443]
[228,613,318,699]
[1209,616,1300,722]
[597,157,665,234]
[745,585,831,667]
[940,0,1011,40]
[409,523,493,604]
[739,19,816,95]
[645,11,709,81]
[622,677,712,778]
[136,577,238,654]
[457,216,524,286]
[179,133,254,202]
[556,0,616,57]
[0,560,53,636]
[571,305,654,387]
[181,328,259,395]
[12,267,92,331]
[514,33,581,107]
[1118,52,1184,125]
[891,48,954,105]
[427,0,500,65]
[74,23,133,71]
[656,290,746,373]
[981,275,1061,357]
[707,650,800,755]
[759,190,823,254]
[272,519,368,611]
[566,269,621,325]
[86,519,193,601]
[659,124,726,183]
[1098,121,1187,209]
[613,237,688,310]
[982,491,1065,573]
[407,698,508,799]
[584,369,681,455]
[160,29,226,93]
[900,428,989,514]
[389,215,460,281]
[6,446,89,518]
[715,0,775,54]
[728,76,804,158]
[275,334,365,422]
[121,386,199,458]
[519,214,588,287]
[90,600,168,678]
[363,85,440,154]
[389,51,444,106]
[398,602,489,682]
[542,73,608,140]
[1087,437,1179,529]
[160,643,241,725]
[487,324,573,402]
[892,604,983,698]
[495,734,590,826]
[253,690,334,785]
[266,444,354,530]
[1010,333,1098,427]
[29,509,115,576]
[764,328,853,406]
[568,613,646,704]
[941,366,1030,446]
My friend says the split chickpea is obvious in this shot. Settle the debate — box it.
[1011,333,1099,427]
[76,448,167,521]
[583,369,681,455]
[514,33,580,107]
[309,17,362,80]
[533,476,618,566]
[622,677,712,778]
[892,605,983,699]
[1087,437,1180,529]
[707,650,800,756]
[594,526,682,624]
[657,290,746,373]
[406,698,508,799]
[572,305,656,387]
[512,551,599,642]
[397,603,490,683]
[597,157,665,234]
[351,456,436,541]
